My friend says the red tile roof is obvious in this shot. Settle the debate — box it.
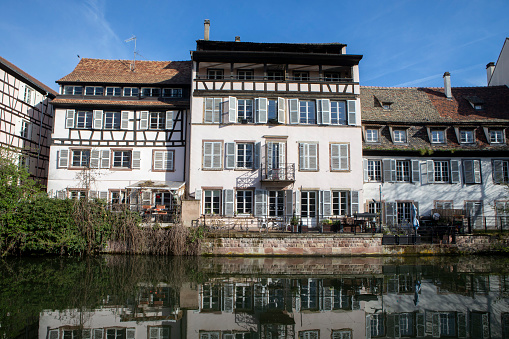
[51,98,189,108]
[57,58,192,85]
[0,56,58,97]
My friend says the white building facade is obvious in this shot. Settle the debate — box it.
[187,38,364,228]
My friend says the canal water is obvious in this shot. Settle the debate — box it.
[1,255,509,339]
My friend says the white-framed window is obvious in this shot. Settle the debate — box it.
[298,330,319,339]
[435,200,453,209]
[332,191,349,216]
[203,141,222,170]
[434,160,450,182]
[393,129,407,143]
[70,190,87,200]
[397,202,412,224]
[268,190,285,217]
[142,87,161,97]
[20,119,31,139]
[71,149,90,168]
[64,86,83,95]
[85,86,104,96]
[366,160,382,182]
[237,69,254,80]
[493,160,509,184]
[366,128,379,142]
[299,143,318,171]
[23,86,35,105]
[267,70,284,80]
[238,99,254,122]
[236,143,254,169]
[204,190,221,215]
[76,111,93,129]
[330,101,347,125]
[105,328,135,339]
[236,190,253,215]
[162,88,182,98]
[150,112,166,129]
[153,150,174,171]
[463,159,481,184]
[330,143,349,171]
[368,201,381,214]
[106,87,121,96]
[293,71,309,81]
[149,326,170,339]
[299,100,316,124]
[474,104,483,110]
[123,87,139,97]
[301,191,317,218]
[382,103,391,110]
[460,129,474,143]
[331,329,352,339]
[490,129,504,144]
[104,111,121,129]
[112,150,131,169]
[207,69,224,79]
[396,160,410,182]
[431,130,445,143]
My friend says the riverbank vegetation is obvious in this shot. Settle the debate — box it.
[0,151,202,256]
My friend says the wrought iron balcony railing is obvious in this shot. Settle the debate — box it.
[261,163,295,182]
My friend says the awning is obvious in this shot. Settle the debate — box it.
[126,180,185,191]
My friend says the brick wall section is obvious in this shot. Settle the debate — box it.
[199,234,383,256]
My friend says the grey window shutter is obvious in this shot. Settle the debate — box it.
[165,111,175,129]
[93,110,103,129]
[140,111,149,129]
[309,143,318,170]
[165,151,174,170]
[267,142,274,172]
[204,98,213,123]
[254,189,267,216]
[320,99,331,125]
[385,202,397,227]
[331,144,339,170]
[58,149,69,168]
[420,161,428,185]
[213,98,222,123]
[225,142,235,169]
[254,142,261,169]
[56,190,66,199]
[363,159,369,182]
[473,159,481,183]
[285,190,293,217]
[450,160,461,183]
[463,160,475,184]
[411,160,420,183]
[299,143,305,170]
[90,150,100,168]
[203,142,212,169]
[132,151,141,169]
[195,189,202,200]
[289,99,299,124]
[426,160,434,183]
[228,96,237,123]
[256,97,268,123]
[347,100,357,126]
[278,97,286,123]
[223,189,235,216]
[100,150,110,168]
[351,191,359,215]
[99,191,108,200]
[322,190,331,217]
[212,142,222,169]
[121,111,129,129]
[383,159,394,182]
[89,190,98,199]
[154,151,164,170]
[493,160,503,184]
[339,144,349,170]
[65,109,75,128]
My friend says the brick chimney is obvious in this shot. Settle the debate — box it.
[486,62,495,85]
[204,20,210,41]
[235,36,241,42]
[443,72,452,99]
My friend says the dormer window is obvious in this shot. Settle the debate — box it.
[490,129,504,144]
[64,86,83,95]
[162,88,182,98]
[464,96,485,110]
[106,87,121,96]
[393,129,407,143]
[141,88,161,97]
[431,130,445,143]
[365,128,379,143]
[460,130,474,143]
[474,104,483,110]
[85,86,104,96]
[382,103,391,110]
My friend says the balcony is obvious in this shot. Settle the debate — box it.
[261,164,295,182]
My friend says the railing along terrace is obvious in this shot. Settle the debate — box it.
[195,75,354,82]
[261,164,295,181]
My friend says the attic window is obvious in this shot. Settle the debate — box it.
[382,103,391,110]
[464,96,484,110]
[474,104,483,110]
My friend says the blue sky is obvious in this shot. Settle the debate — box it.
[1,0,507,91]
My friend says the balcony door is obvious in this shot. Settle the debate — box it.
[267,142,286,180]
[301,191,317,227]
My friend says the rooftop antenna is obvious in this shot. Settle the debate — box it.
[125,35,137,71]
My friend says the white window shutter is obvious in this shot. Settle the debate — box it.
[309,143,318,170]
[121,111,129,130]
[451,160,461,183]
[165,110,175,129]
[213,98,222,123]
[420,161,428,185]
[383,159,394,182]
[99,191,108,200]
[203,142,212,169]
[18,83,26,100]
[223,189,235,216]
[90,150,100,168]
[56,190,66,199]
[256,97,268,123]
[295,190,301,216]
[225,142,236,169]
[278,142,286,170]
[411,160,420,183]
[278,97,286,123]
[339,144,349,170]
[195,189,202,201]
[100,150,110,168]
[132,151,141,169]
[212,142,222,169]
[331,144,340,170]
[320,99,331,125]
[347,100,357,126]
[473,159,481,183]
[58,149,69,168]
[299,143,305,170]
[285,190,293,217]
[322,190,332,217]
[254,142,261,169]
[385,202,397,227]
[289,99,299,124]
[254,189,267,216]
[154,151,164,170]
[93,110,103,129]
[267,142,274,172]
[66,109,75,128]
[89,190,98,199]
[351,191,359,215]
[363,159,369,182]
[140,111,149,130]
[204,98,214,123]
[228,96,237,123]
[426,160,434,183]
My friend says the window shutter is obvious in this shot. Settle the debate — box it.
[165,111,175,129]
[473,159,481,183]
[132,151,141,169]
[225,142,235,169]
[299,143,305,170]
[254,142,261,169]
[289,99,299,124]
[228,96,237,123]
[18,83,26,100]
[331,144,340,170]
[203,142,212,169]
[322,190,331,217]
[100,150,110,168]
[126,328,135,339]
[121,111,129,130]
[140,111,149,129]
[363,159,369,182]
[320,99,331,125]
[154,151,164,170]
[65,109,75,128]
[56,190,66,199]
[411,160,420,183]
[99,191,108,200]
[48,329,59,339]
[285,190,293,217]
[385,202,397,227]
[204,98,213,123]
[93,110,103,129]
[267,142,274,172]
[347,100,357,126]
[256,97,268,123]
[351,191,359,215]
[450,160,461,183]
[90,150,100,168]
[89,190,98,199]
[58,149,69,168]
[309,143,318,170]
[165,151,174,170]
[278,142,286,171]
[278,97,285,123]
[195,189,202,200]
[383,159,394,182]
[295,190,301,216]
[212,142,222,169]
[254,189,267,216]
[339,144,349,170]
[420,161,428,185]
[223,189,234,216]
[463,160,475,184]
[426,159,434,183]
[213,98,222,123]
[493,160,503,184]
